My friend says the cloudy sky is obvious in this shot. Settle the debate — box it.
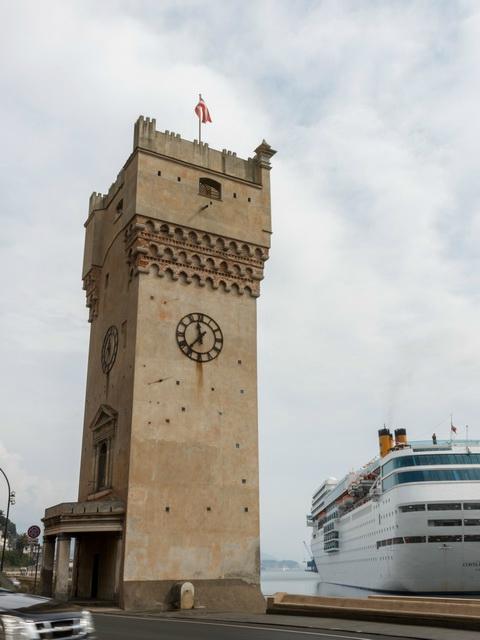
[2,0,480,562]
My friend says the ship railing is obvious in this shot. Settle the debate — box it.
[323,521,338,533]
[323,540,339,552]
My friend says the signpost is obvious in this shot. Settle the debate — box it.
[27,525,41,540]
[27,525,41,593]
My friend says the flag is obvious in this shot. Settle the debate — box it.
[195,95,212,124]
[451,424,457,434]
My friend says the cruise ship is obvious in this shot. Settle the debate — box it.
[308,428,480,593]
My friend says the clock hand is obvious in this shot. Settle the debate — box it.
[196,321,206,345]
[189,330,207,348]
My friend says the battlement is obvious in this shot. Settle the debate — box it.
[133,115,275,184]
[89,169,125,215]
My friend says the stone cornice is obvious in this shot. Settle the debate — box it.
[124,216,269,298]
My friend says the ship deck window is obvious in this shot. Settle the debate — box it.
[404,536,426,543]
[383,453,480,476]
[465,535,480,541]
[427,502,462,511]
[464,519,480,526]
[464,503,480,510]
[376,537,405,548]
[428,519,462,527]
[399,504,425,512]
[383,468,480,492]
[428,535,462,542]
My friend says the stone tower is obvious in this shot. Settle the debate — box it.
[41,116,275,610]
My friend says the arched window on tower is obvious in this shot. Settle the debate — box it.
[199,178,221,200]
[96,441,108,491]
[89,404,116,497]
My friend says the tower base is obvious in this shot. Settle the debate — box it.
[121,578,266,612]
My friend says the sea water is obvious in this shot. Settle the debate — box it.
[260,569,378,598]
[260,569,480,598]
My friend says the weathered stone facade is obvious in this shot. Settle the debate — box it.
[42,116,275,611]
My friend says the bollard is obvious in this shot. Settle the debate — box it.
[172,582,195,610]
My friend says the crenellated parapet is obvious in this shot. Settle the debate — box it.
[124,216,269,298]
[89,192,106,215]
[133,116,275,184]
[88,170,124,216]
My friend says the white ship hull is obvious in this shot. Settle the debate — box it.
[311,460,480,593]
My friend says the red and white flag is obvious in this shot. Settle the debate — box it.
[195,95,212,124]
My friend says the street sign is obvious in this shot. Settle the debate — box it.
[27,525,41,540]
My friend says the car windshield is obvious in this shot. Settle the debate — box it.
[0,572,16,591]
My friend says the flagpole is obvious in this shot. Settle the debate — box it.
[198,93,202,144]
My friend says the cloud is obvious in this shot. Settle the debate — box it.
[2,0,480,561]
[0,442,70,534]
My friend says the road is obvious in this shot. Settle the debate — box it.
[93,614,408,640]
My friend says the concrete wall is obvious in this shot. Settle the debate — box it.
[134,149,272,248]
[123,276,260,584]
[78,157,140,503]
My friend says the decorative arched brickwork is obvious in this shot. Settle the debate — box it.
[123,216,267,298]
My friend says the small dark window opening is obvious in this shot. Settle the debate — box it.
[105,273,109,288]
[177,176,181,182]
[116,199,123,215]
[157,170,162,176]
[199,178,221,200]
[248,197,251,203]
[428,503,462,511]
[97,442,108,491]
[244,507,249,512]
[233,192,237,198]
[165,506,170,512]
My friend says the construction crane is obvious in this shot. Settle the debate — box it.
[302,540,318,573]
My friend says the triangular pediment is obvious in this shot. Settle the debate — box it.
[89,404,118,431]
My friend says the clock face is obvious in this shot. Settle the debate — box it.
[101,325,118,373]
[176,313,223,363]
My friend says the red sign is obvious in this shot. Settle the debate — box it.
[27,525,41,540]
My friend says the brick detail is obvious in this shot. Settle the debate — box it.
[124,217,269,298]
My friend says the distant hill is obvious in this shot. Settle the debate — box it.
[261,559,302,570]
